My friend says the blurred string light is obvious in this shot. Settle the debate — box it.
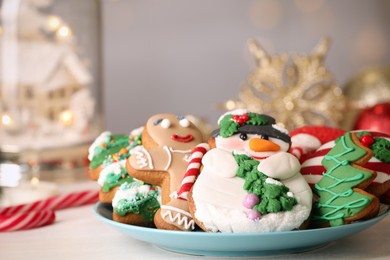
[47,15,62,31]
[46,15,73,41]
[60,110,73,126]
[56,25,72,40]
[1,113,12,126]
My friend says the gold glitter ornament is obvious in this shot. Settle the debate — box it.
[341,67,390,130]
[221,38,345,131]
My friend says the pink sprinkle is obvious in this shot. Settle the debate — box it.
[242,194,260,209]
[247,210,262,221]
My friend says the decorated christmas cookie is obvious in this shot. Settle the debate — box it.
[97,160,135,203]
[301,131,390,210]
[188,110,313,233]
[112,181,161,227]
[290,126,346,162]
[308,131,387,227]
[88,128,142,180]
[126,114,204,231]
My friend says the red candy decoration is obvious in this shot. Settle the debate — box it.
[359,134,374,147]
[232,114,250,125]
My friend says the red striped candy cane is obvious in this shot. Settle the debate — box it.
[0,210,55,232]
[0,190,98,232]
[177,143,210,200]
[0,190,98,216]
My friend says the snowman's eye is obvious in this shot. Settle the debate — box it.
[239,133,247,140]
[161,119,171,128]
[260,135,269,140]
[179,118,190,128]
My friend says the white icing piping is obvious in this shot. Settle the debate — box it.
[168,148,192,154]
[133,147,154,169]
[163,146,172,171]
[161,205,195,230]
[169,191,178,199]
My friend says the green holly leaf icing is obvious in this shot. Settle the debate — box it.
[219,115,239,138]
[313,132,375,227]
[218,113,270,138]
[372,137,390,163]
[246,113,269,126]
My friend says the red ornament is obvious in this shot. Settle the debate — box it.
[359,134,374,147]
[354,102,390,135]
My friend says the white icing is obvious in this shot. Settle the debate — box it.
[303,174,322,185]
[374,171,390,183]
[281,173,313,209]
[194,150,247,210]
[168,148,192,154]
[112,182,161,209]
[201,148,238,178]
[131,146,153,169]
[88,131,111,161]
[194,200,310,233]
[163,146,172,171]
[161,118,171,128]
[97,160,126,187]
[319,140,336,150]
[257,152,301,180]
[290,133,321,159]
[162,147,192,170]
[192,150,313,232]
[138,184,151,194]
[301,156,323,169]
[161,205,195,230]
[271,124,289,135]
[265,178,283,186]
[179,118,190,128]
[129,126,144,137]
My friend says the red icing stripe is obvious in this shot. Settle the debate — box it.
[301,165,326,175]
[177,143,210,200]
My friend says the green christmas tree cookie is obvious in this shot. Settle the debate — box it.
[313,132,380,227]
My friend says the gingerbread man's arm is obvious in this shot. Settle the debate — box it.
[129,146,170,171]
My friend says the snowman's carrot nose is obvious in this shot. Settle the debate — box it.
[249,138,280,152]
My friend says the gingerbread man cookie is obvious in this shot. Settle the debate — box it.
[126,114,203,231]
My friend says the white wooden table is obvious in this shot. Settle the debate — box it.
[1,181,390,260]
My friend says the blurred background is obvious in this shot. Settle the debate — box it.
[102,0,390,132]
[0,0,389,187]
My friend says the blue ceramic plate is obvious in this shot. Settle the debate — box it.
[93,202,389,256]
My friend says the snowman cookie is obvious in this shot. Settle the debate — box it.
[188,110,313,233]
[126,114,203,231]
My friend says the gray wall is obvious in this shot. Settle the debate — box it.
[102,0,390,133]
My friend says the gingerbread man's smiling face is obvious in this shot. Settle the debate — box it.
[146,114,203,150]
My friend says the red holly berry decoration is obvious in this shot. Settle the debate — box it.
[232,114,250,125]
[359,134,374,148]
